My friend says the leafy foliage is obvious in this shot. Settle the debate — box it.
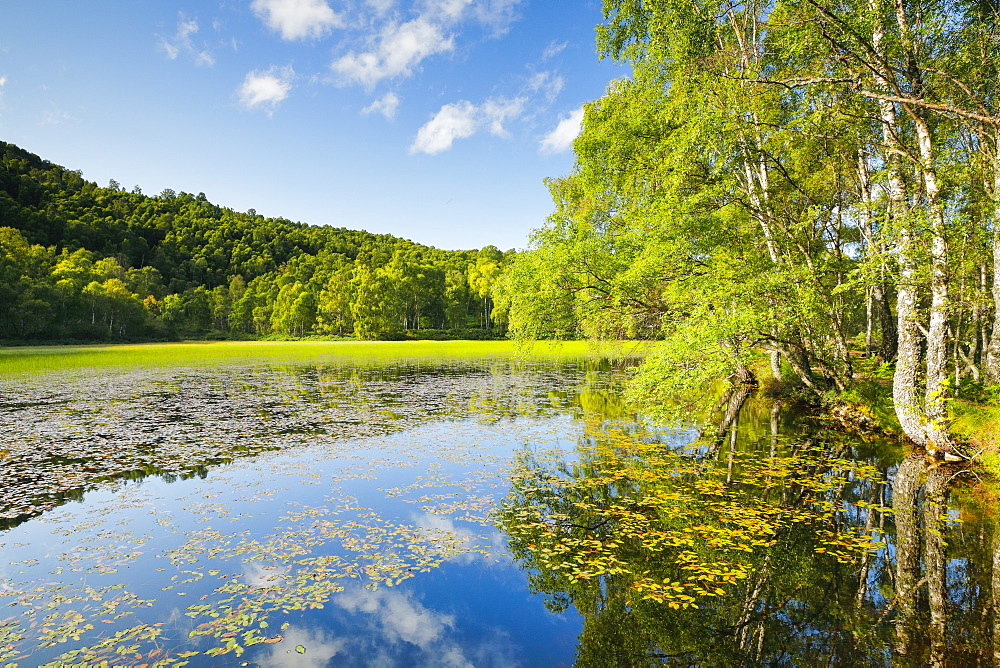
[498,0,1000,450]
[0,141,511,341]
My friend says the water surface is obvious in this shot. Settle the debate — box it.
[1,347,997,666]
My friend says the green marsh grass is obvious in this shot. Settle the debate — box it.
[0,339,648,377]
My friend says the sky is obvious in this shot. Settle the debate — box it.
[0,0,628,251]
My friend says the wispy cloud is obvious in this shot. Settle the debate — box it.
[409,61,572,156]
[331,0,522,88]
[263,584,514,666]
[241,562,287,588]
[527,70,564,102]
[238,66,295,114]
[159,19,196,59]
[251,0,343,41]
[335,586,456,650]
[332,17,454,88]
[362,91,401,119]
[425,0,474,22]
[367,0,397,15]
[540,107,584,155]
[261,625,345,667]
[41,109,79,126]
[542,40,567,60]
[410,95,525,154]
[158,16,215,66]
[410,101,477,154]
[471,0,522,36]
[413,512,507,564]
[480,97,525,137]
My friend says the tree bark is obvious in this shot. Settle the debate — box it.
[893,454,924,658]
[993,524,1000,663]
[986,132,1000,382]
[713,381,753,448]
[913,112,957,455]
[874,0,927,446]
[857,148,897,361]
[924,466,948,667]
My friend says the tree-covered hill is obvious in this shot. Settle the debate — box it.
[0,140,508,342]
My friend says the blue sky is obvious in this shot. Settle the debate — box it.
[0,1,627,250]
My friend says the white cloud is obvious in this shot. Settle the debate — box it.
[481,97,525,137]
[410,96,526,154]
[158,17,214,66]
[0,75,7,87]
[540,107,584,155]
[527,71,564,102]
[331,0,521,88]
[159,19,196,59]
[413,513,507,564]
[410,101,478,154]
[251,0,343,40]
[426,0,474,22]
[332,17,454,87]
[472,0,522,35]
[367,0,396,15]
[238,66,295,114]
[362,92,401,119]
[260,625,345,668]
[241,562,287,588]
[335,587,456,650]
[41,109,78,126]
[542,40,567,60]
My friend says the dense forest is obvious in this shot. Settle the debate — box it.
[495,0,1000,457]
[0,141,509,342]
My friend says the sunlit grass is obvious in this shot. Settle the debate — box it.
[0,339,650,376]
[952,400,1000,457]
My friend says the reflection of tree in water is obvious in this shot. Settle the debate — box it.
[498,386,1000,665]
[0,356,636,529]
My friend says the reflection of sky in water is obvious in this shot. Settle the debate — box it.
[7,357,997,664]
[0,361,597,666]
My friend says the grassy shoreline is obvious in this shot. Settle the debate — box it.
[0,339,652,376]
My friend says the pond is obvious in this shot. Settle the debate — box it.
[0,343,997,666]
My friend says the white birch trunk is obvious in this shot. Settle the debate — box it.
[877,0,927,446]
[913,113,956,454]
[986,132,1000,382]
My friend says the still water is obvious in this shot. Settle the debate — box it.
[0,351,997,666]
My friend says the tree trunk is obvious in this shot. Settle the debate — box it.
[873,0,926,446]
[713,381,753,448]
[857,149,897,361]
[776,341,821,394]
[924,466,948,668]
[993,525,1000,663]
[893,454,924,658]
[865,287,875,355]
[986,132,1000,382]
[913,113,956,456]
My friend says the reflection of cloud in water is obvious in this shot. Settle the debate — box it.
[242,561,287,588]
[260,625,346,668]
[327,585,519,667]
[251,585,523,667]
[336,586,457,651]
[414,513,507,565]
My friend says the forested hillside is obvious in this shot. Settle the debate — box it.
[496,0,1000,457]
[0,141,508,342]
